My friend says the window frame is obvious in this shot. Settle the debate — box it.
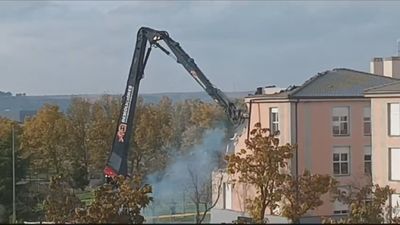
[332,106,350,137]
[364,146,372,176]
[333,210,349,215]
[390,193,400,219]
[363,107,371,136]
[270,107,279,134]
[333,146,351,176]
[388,103,400,137]
[389,148,400,181]
[222,182,232,210]
[333,185,351,215]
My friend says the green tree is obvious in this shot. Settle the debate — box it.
[73,176,152,224]
[130,98,174,177]
[0,118,28,222]
[21,104,69,175]
[170,99,195,152]
[175,99,226,153]
[86,95,120,177]
[184,99,233,168]
[322,184,395,224]
[281,170,337,223]
[225,122,295,223]
[65,97,92,189]
[43,175,83,223]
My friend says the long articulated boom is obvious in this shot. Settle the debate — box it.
[104,27,246,178]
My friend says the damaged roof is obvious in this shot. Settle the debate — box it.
[246,85,300,99]
[289,68,400,98]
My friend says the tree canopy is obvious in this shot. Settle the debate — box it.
[226,122,337,224]
[226,122,295,223]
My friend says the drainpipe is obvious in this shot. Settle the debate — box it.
[247,99,253,139]
[295,100,299,179]
[295,100,299,224]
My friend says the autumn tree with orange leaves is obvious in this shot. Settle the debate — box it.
[281,170,337,223]
[226,122,337,224]
[225,122,294,223]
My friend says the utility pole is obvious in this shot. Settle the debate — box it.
[12,125,16,224]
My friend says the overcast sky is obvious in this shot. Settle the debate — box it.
[1,1,400,96]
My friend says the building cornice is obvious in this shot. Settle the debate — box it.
[296,98,368,102]
[245,96,369,103]
[365,93,400,98]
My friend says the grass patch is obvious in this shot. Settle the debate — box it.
[76,190,94,206]
[146,212,210,223]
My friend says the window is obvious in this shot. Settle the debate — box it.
[362,192,373,206]
[223,182,232,209]
[333,210,349,215]
[332,107,350,136]
[364,107,371,136]
[333,146,350,176]
[270,108,279,134]
[389,103,400,136]
[389,148,400,181]
[391,194,400,219]
[364,198,373,206]
[333,186,350,215]
[364,146,371,175]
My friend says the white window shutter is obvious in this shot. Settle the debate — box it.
[390,104,400,135]
[391,148,400,180]
[225,183,232,209]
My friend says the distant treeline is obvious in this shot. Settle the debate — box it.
[0,91,12,96]
[0,91,26,97]
[0,94,244,222]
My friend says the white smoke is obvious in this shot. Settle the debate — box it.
[144,128,226,217]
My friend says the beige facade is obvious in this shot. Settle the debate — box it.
[365,89,400,219]
[368,97,400,190]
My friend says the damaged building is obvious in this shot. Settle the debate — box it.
[211,57,400,223]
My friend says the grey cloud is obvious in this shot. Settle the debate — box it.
[1,2,400,95]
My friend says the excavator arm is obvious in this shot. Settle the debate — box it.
[104,27,246,178]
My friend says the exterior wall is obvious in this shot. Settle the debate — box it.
[245,98,293,145]
[296,99,372,216]
[218,97,372,217]
[219,98,295,214]
[212,170,228,210]
[383,57,400,78]
[384,60,394,77]
[370,97,400,193]
[395,59,400,78]
[370,57,384,75]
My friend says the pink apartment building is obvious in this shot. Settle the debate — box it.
[211,66,400,223]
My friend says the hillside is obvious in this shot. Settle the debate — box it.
[0,91,252,121]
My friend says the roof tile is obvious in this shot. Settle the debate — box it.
[290,68,400,98]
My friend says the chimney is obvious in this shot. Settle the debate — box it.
[255,87,263,95]
[383,56,400,78]
[370,57,384,75]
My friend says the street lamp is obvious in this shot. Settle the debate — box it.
[12,124,16,224]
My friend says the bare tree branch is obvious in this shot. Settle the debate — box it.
[187,167,224,224]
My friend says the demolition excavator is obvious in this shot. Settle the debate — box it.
[103,27,247,179]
